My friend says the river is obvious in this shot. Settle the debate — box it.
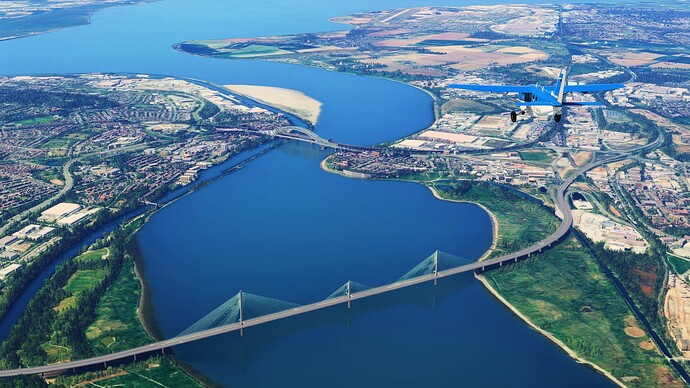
[0,0,616,386]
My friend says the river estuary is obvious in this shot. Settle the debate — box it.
[0,0,618,386]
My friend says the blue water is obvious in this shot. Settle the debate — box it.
[0,0,617,386]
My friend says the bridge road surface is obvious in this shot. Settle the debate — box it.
[0,152,636,378]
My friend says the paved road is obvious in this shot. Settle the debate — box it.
[1,128,663,378]
[0,144,150,236]
[0,146,640,378]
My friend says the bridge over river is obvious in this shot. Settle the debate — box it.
[218,126,377,152]
[0,146,635,378]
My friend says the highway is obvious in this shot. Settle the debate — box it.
[0,146,638,378]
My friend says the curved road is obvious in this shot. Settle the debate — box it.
[0,138,658,378]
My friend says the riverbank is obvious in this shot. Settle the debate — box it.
[225,84,322,125]
[428,182,620,384]
[475,274,626,387]
[427,185,498,261]
[314,167,667,385]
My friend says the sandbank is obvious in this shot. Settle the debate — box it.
[225,84,322,125]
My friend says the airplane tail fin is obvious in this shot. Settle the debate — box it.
[556,69,567,103]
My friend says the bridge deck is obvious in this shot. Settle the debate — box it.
[0,152,634,378]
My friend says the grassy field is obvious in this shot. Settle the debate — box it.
[485,236,682,387]
[433,182,560,258]
[222,44,290,58]
[63,269,107,295]
[441,98,495,114]
[668,254,690,275]
[434,182,681,385]
[519,149,558,164]
[87,358,202,387]
[86,259,151,355]
[76,248,109,263]
[54,268,107,312]
[16,116,55,126]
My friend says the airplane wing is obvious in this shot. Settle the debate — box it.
[563,84,624,93]
[450,84,532,93]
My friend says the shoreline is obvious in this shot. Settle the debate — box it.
[224,84,322,126]
[319,157,625,387]
[427,185,498,262]
[476,274,626,387]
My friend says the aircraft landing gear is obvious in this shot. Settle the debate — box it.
[554,114,561,123]
[510,111,517,123]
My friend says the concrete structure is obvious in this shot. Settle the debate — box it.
[39,203,82,222]
[0,129,662,378]
[56,208,100,226]
[0,264,21,281]
[12,224,55,241]
[0,235,17,249]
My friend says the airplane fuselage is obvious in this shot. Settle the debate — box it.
[449,69,622,124]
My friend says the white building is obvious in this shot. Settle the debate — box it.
[40,203,82,222]
[0,264,21,281]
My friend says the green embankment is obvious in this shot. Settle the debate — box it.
[486,237,680,386]
[668,254,690,276]
[54,356,202,387]
[433,181,559,259]
[86,259,151,355]
[519,149,558,164]
[434,181,682,386]
[95,358,201,387]
[441,98,495,114]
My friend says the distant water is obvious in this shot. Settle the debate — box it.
[0,0,615,386]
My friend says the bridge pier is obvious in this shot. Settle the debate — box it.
[239,290,244,336]
[434,251,439,286]
[347,281,352,309]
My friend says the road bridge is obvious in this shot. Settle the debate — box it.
[0,124,663,379]
[218,126,375,152]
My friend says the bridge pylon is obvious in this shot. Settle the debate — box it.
[433,250,439,286]
[238,290,244,337]
[347,280,352,308]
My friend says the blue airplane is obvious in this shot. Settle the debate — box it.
[449,69,624,123]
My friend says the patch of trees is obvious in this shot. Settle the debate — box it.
[197,101,220,120]
[661,130,690,162]
[0,209,114,321]
[634,69,690,85]
[0,226,128,369]
[0,87,118,110]
[587,237,664,324]
[593,109,658,138]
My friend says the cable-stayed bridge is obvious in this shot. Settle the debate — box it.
[0,151,633,378]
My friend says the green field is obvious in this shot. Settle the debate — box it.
[485,236,681,386]
[519,149,558,164]
[433,182,560,258]
[64,269,107,295]
[222,44,290,58]
[76,248,109,263]
[668,254,690,275]
[434,181,681,385]
[87,358,202,387]
[41,138,74,150]
[441,98,495,114]
[15,116,55,126]
[86,260,151,355]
